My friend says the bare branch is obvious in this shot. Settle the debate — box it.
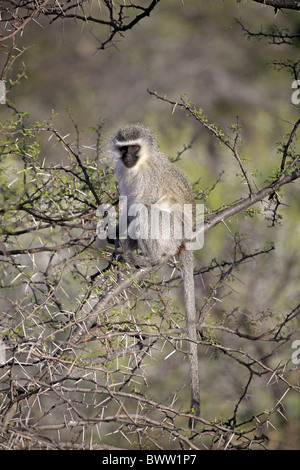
[0,1,161,49]
[250,0,300,11]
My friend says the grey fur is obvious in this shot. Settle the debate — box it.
[110,123,200,427]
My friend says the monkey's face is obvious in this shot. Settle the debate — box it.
[118,144,141,168]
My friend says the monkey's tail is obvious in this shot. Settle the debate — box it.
[181,249,200,429]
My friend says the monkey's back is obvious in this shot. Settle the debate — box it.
[117,151,194,208]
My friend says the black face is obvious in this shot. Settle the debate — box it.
[119,144,140,168]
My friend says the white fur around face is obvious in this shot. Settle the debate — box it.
[114,139,151,172]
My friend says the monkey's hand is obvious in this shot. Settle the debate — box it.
[114,248,152,268]
[113,239,156,268]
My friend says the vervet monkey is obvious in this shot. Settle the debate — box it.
[110,123,200,428]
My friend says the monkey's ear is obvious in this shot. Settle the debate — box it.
[108,147,118,164]
[108,136,121,164]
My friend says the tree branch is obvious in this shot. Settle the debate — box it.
[203,169,300,234]
[250,0,300,11]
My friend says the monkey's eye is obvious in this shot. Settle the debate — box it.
[130,145,140,151]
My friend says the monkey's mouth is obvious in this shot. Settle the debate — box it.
[121,154,139,168]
